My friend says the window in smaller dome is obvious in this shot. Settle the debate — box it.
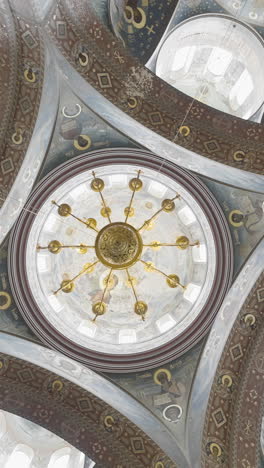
[5,444,34,468]
[119,329,137,343]
[78,320,97,338]
[48,448,71,468]
[0,412,6,440]
[229,69,253,110]
[207,47,232,76]
[156,314,176,333]
[184,284,201,304]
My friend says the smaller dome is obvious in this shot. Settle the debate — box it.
[156,14,264,119]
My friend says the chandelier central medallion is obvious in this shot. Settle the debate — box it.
[95,222,143,270]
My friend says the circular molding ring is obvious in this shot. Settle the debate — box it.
[163,404,183,423]
[8,148,234,372]
[62,103,82,118]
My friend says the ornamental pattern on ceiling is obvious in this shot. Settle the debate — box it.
[0,0,44,208]
[108,0,179,62]
[202,271,264,468]
[45,0,264,175]
[0,353,176,468]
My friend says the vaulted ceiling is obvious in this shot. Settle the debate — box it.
[0,1,263,467]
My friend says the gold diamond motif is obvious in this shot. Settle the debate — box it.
[97,72,112,88]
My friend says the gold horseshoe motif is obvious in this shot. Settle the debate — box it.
[179,126,190,137]
[52,380,64,392]
[78,52,89,67]
[24,68,36,83]
[127,97,138,109]
[209,442,222,458]
[221,374,232,388]
[153,368,172,385]
[12,131,23,145]
[74,135,92,151]
[0,291,11,310]
[124,5,146,29]
[233,150,246,162]
[228,209,244,227]
[104,415,115,428]
[244,313,256,326]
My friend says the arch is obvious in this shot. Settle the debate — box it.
[45,0,264,182]
[0,0,47,244]
[0,411,6,439]
[186,239,264,467]
[0,333,188,466]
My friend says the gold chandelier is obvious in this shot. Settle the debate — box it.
[37,170,199,321]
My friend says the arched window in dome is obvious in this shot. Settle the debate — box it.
[48,449,86,468]
[48,448,71,468]
[207,47,232,76]
[0,411,6,439]
[86,461,96,468]
[229,69,254,110]
[4,444,34,468]
[172,46,195,72]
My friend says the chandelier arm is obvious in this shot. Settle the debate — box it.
[53,260,99,295]
[137,207,163,232]
[124,170,141,223]
[69,211,98,232]
[143,241,200,248]
[52,200,98,232]
[92,171,111,223]
[125,268,138,303]
[137,194,180,232]
[140,260,186,290]
[100,269,113,305]
[92,268,113,322]
[125,269,146,322]
[37,244,95,250]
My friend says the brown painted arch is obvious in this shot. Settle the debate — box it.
[45,0,264,175]
[0,1,44,206]
[202,271,264,467]
[0,352,176,468]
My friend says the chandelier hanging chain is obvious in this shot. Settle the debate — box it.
[37,243,95,252]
